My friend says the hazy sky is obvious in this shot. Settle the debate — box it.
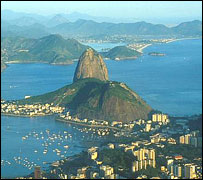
[2,1,202,19]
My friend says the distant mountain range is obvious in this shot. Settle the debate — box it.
[2,10,202,39]
[51,20,202,37]
[1,10,202,70]
[1,9,142,24]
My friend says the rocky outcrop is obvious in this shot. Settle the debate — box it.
[73,48,108,82]
[16,49,152,122]
[69,80,152,122]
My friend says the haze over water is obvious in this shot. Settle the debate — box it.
[1,39,202,178]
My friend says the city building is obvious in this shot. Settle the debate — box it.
[145,123,151,132]
[191,137,198,148]
[88,147,98,160]
[100,165,114,178]
[132,148,156,172]
[34,166,42,179]
[184,164,196,179]
[185,134,191,144]
[167,159,174,174]
[152,114,170,124]
[108,143,115,149]
[132,161,139,172]
[174,164,182,178]
[179,136,185,144]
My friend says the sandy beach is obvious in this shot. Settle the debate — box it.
[165,37,201,44]
[137,44,152,53]
[136,37,201,53]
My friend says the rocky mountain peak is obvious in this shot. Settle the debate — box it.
[73,48,109,82]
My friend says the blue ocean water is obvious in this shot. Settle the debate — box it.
[83,42,126,51]
[1,63,77,100]
[1,39,202,177]
[1,116,86,178]
[106,39,202,116]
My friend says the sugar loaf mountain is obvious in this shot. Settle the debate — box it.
[16,48,152,123]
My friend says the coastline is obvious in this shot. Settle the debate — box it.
[2,37,201,69]
[114,56,139,61]
[1,113,54,118]
[4,61,75,65]
[165,37,202,44]
[137,37,202,53]
[137,44,152,53]
[1,61,75,72]
[2,113,123,131]
[56,118,122,131]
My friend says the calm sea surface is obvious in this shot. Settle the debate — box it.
[1,39,202,177]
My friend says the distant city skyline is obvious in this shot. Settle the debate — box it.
[1,1,202,25]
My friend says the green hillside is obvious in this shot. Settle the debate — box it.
[16,78,152,122]
[1,34,89,64]
[102,46,141,60]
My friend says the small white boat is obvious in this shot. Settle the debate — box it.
[64,145,69,149]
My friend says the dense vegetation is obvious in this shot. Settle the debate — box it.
[1,34,89,64]
[188,114,202,134]
[98,149,136,177]
[15,78,152,122]
[102,46,141,60]
[157,143,202,161]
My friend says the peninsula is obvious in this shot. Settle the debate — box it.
[3,48,152,123]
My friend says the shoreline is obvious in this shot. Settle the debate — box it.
[137,37,202,53]
[1,61,75,72]
[1,113,54,118]
[114,56,139,61]
[2,37,201,70]
[56,118,122,131]
[165,37,202,44]
[137,44,152,53]
[1,113,123,131]
[4,61,75,65]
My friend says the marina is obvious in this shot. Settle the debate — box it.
[1,115,113,178]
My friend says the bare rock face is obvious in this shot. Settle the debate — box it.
[73,48,109,82]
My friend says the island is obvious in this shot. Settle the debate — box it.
[148,52,166,56]
[101,46,141,60]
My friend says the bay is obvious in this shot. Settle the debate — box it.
[1,115,86,178]
[1,39,202,178]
